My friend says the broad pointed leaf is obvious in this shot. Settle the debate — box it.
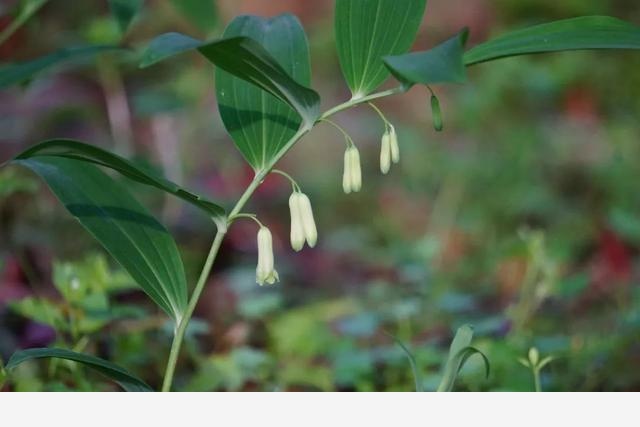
[464,16,640,66]
[384,29,469,87]
[6,348,152,392]
[13,156,188,321]
[335,0,427,98]
[139,29,320,130]
[15,139,226,225]
[0,45,121,89]
[215,14,314,170]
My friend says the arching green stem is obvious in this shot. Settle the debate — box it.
[161,86,406,391]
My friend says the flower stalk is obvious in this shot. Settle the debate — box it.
[161,87,406,391]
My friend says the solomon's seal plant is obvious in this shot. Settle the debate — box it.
[2,0,640,391]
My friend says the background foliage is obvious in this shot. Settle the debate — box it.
[1,0,640,391]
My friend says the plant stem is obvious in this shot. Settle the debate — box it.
[533,368,542,392]
[367,102,390,128]
[319,118,354,144]
[160,126,310,391]
[271,169,300,192]
[318,86,406,121]
[161,229,226,392]
[159,87,404,390]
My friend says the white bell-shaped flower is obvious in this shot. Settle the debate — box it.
[256,226,279,286]
[343,145,362,194]
[380,131,391,174]
[389,124,399,164]
[380,125,399,174]
[289,191,318,251]
[289,192,305,251]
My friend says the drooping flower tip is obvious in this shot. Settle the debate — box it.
[298,192,318,248]
[289,191,318,251]
[256,226,279,286]
[389,125,399,164]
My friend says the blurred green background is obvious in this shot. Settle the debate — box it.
[2,0,640,391]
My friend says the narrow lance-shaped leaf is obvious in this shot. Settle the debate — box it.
[464,16,640,66]
[139,30,320,127]
[6,348,152,392]
[15,139,226,226]
[0,0,48,46]
[335,0,427,97]
[383,29,469,87]
[215,14,313,170]
[437,324,490,392]
[13,156,188,321]
[386,332,422,392]
[0,45,122,89]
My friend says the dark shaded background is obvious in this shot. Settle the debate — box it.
[1,0,640,391]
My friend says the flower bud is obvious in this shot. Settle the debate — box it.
[256,226,279,286]
[297,192,317,248]
[349,145,362,192]
[289,193,305,251]
[389,125,399,164]
[343,145,362,194]
[431,94,443,132]
[343,147,352,194]
[380,131,391,174]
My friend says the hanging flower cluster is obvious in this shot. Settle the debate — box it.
[379,124,399,174]
[249,102,403,286]
[248,170,319,285]
[342,144,362,194]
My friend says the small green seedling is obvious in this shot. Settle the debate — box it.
[519,347,554,392]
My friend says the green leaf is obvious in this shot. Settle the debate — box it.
[0,45,121,89]
[335,0,427,97]
[215,14,314,170]
[139,29,320,130]
[464,16,640,66]
[139,32,201,65]
[437,324,490,391]
[13,156,188,321]
[170,0,218,33]
[6,348,152,392]
[14,139,226,225]
[0,168,38,199]
[538,356,554,370]
[9,297,66,330]
[383,29,469,86]
[386,332,422,392]
[108,0,143,35]
[458,346,490,378]
[0,357,6,389]
[0,0,48,46]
